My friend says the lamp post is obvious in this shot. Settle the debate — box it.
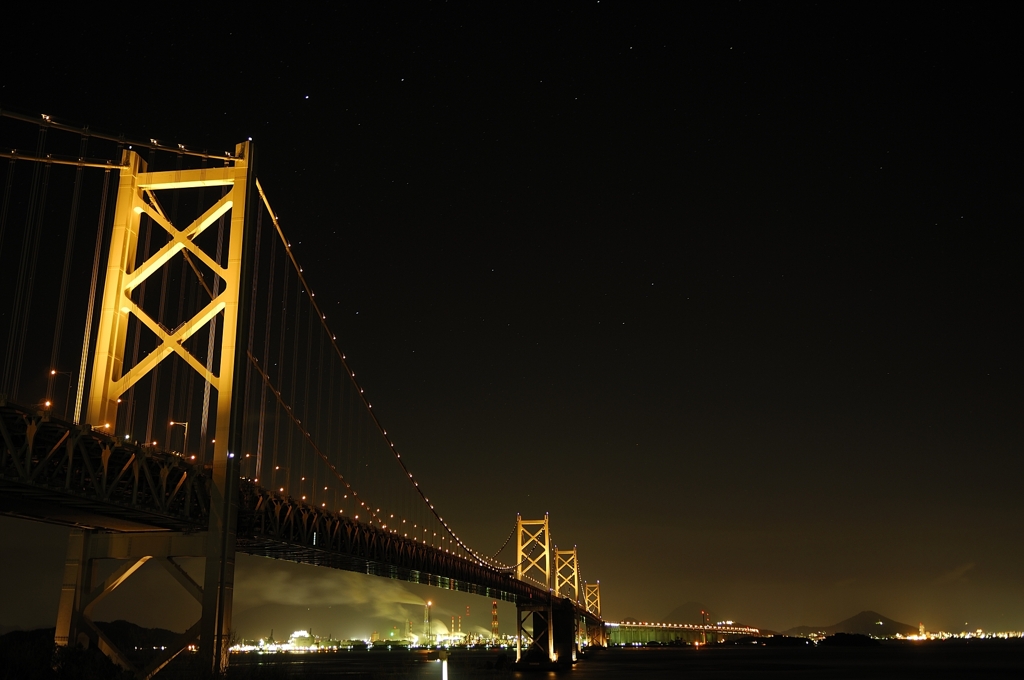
[169,420,189,457]
[49,369,74,420]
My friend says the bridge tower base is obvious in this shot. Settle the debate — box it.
[515,603,554,666]
[515,597,582,667]
[55,530,210,679]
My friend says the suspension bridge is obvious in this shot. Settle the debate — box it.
[0,110,609,677]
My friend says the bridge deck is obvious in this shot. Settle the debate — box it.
[0,402,581,611]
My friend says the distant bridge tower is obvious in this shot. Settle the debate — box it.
[516,512,551,586]
[54,142,258,677]
[491,600,499,639]
[555,545,582,661]
[515,513,555,662]
[555,545,579,602]
[584,581,601,618]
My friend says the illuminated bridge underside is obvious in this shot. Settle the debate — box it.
[236,481,545,603]
[0,404,549,604]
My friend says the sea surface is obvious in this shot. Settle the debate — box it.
[226,643,1024,679]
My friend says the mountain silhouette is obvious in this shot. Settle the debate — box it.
[783,610,916,637]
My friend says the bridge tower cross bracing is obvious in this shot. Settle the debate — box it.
[554,545,579,602]
[554,545,581,660]
[584,581,601,617]
[55,141,258,677]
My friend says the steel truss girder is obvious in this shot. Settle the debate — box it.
[235,481,539,602]
[0,402,209,529]
[1,404,607,653]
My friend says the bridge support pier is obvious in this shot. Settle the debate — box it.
[515,597,585,666]
[515,602,554,665]
[54,529,208,679]
[551,597,578,662]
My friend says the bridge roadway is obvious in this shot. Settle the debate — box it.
[0,400,595,614]
[607,621,762,645]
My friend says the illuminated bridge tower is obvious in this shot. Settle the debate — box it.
[515,513,554,662]
[555,545,581,659]
[555,545,579,601]
[585,581,601,617]
[53,142,258,677]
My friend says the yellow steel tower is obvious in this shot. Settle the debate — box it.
[554,545,579,602]
[55,142,257,677]
[515,513,555,662]
[584,581,601,618]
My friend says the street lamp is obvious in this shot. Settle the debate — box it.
[49,369,74,420]
[169,420,189,456]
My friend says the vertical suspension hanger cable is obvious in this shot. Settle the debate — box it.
[299,295,315,502]
[286,268,302,495]
[2,124,46,397]
[255,207,277,483]
[10,129,53,400]
[241,199,264,473]
[1,127,42,395]
[74,168,112,426]
[74,154,116,425]
[0,155,15,272]
[325,342,336,510]
[199,180,227,463]
[313,330,325,506]
[271,254,290,493]
[46,134,89,417]
[247,182,515,564]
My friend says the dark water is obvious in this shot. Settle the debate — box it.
[227,643,1024,679]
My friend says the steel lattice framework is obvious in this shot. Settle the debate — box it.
[0,402,209,530]
[585,581,602,617]
[235,480,540,601]
[0,399,581,608]
[555,546,579,602]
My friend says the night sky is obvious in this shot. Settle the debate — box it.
[1,2,1021,637]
